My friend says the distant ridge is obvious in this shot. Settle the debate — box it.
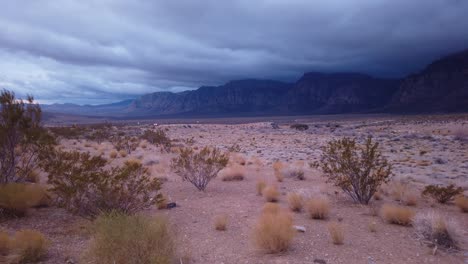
[42,48,468,117]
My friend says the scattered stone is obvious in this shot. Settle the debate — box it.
[167,202,177,209]
[293,225,306,232]
[313,258,326,264]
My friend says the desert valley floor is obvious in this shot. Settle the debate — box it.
[2,114,468,264]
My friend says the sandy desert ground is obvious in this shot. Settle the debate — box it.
[2,114,468,264]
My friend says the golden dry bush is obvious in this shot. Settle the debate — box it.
[403,193,418,206]
[272,161,284,182]
[256,179,266,196]
[119,150,127,158]
[380,204,415,226]
[220,166,245,181]
[11,229,48,263]
[373,191,383,201]
[214,215,228,231]
[109,151,118,159]
[263,186,279,203]
[87,212,176,264]
[454,196,468,213]
[0,183,49,217]
[327,221,344,245]
[253,211,295,253]
[262,203,280,215]
[287,193,303,212]
[0,231,10,255]
[306,198,330,219]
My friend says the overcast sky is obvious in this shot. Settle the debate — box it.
[1,0,468,104]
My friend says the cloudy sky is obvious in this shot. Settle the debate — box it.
[1,0,468,104]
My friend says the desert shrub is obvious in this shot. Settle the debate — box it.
[327,222,344,245]
[256,179,266,196]
[171,147,228,191]
[141,129,171,152]
[414,212,461,251]
[0,183,48,217]
[109,150,118,159]
[306,198,330,219]
[49,126,85,140]
[454,196,468,213]
[262,203,281,215]
[87,212,176,264]
[284,168,305,180]
[214,215,228,231]
[0,231,10,255]
[287,193,303,212]
[263,186,279,203]
[11,229,48,263]
[319,136,392,204]
[422,184,463,204]
[0,90,55,184]
[390,181,407,202]
[220,166,245,181]
[42,150,162,219]
[112,136,139,154]
[290,123,309,131]
[380,204,414,226]
[119,149,128,157]
[253,211,295,253]
[403,193,418,206]
[272,161,284,182]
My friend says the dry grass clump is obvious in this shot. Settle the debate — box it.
[109,150,118,159]
[287,193,303,212]
[380,204,415,226]
[0,183,49,217]
[214,215,228,231]
[262,203,281,215]
[272,161,284,182]
[87,212,176,264]
[403,193,418,206]
[454,196,468,213]
[414,212,461,251]
[390,181,408,202]
[256,179,266,196]
[284,168,305,180]
[263,186,279,203]
[327,222,344,245]
[119,149,128,157]
[368,220,377,232]
[220,166,245,181]
[305,198,330,219]
[0,229,49,263]
[253,211,295,253]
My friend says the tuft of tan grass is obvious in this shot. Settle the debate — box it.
[0,183,50,217]
[263,186,279,203]
[373,191,383,201]
[256,179,266,196]
[118,150,127,157]
[221,166,245,181]
[0,231,10,256]
[454,196,468,213]
[403,193,418,206]
[109,151,118,159]
[287,193,303,212]
[253,211,295,253]
[414,212,461,250]
[305,198,330,220]
[214,215,228,231]
[380,204,415,226]
[273,161,284,182]
[11,229,48,263]
[86,212,176,264]
[368,220,377,232]
[262,203,280,215]
[327,221,344,245]
[390,182,408,202]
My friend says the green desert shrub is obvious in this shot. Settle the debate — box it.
[422,184,463,204]
[141,129,172,152]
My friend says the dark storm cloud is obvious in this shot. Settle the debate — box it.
[1,0,468,104]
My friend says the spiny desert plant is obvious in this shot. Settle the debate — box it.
[422,184,463,204]
[256,179,266,196]
[287,193,303,212]
[141,129,171,152]
[327,221,344,245]
[43,150,162,219]
[306,198,330,219]
[11,229,48,263]
[214,215,228,231]
[0,90,55,184]
[263,186,279,203]
[454,195,468,213]
[414,212,461,251]
[87,212,176,264]
[253,211,295,253]
[319,136,392,204]
[380,204,414,226]
[171,147,228,191]
[0,183,49,217]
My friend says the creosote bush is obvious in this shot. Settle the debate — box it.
[414,212,461,251]
[171,147,228,191]
[87,212,176,264]
[454,196,468,213]
[319,136,391,204]
[306,198,330,219]
[141,129,171,152]
[422,184,463,204]
[42,150,162,219]
[380,204,414,226]
[253,210,295,254]
[263,186,279,203]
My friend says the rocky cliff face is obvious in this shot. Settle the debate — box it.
[388,49,468,112]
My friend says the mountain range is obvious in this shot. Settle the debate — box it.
[42,49,468,117]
